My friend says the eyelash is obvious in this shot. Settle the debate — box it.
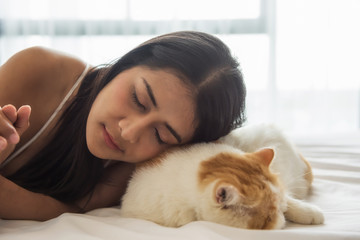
[132,88,165,145]
[154,128,166,145]
[131,90,146,111]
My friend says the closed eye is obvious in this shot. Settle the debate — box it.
[154,128,166,145]
[131,88,146,111]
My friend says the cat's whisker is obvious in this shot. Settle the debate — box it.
[287,185,308,190]
[275,171,311,183]
[291,171,312,180]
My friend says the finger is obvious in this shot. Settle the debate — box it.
[14,105,31,136]
[0,136,8,151]
[0,111,19,145]
[1,104,18,124]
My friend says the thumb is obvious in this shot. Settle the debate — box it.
[14,105,31,136]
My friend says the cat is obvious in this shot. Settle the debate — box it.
[118,123,324,229]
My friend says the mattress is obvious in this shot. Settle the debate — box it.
[0,132,359,240]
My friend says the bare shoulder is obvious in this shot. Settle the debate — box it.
[0,47,88,158]
[0,46,86,108]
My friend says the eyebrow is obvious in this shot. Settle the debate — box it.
[142,78,182,144]
[143,78,157,107]
[166,124,182,144]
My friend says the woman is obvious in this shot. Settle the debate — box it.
[0,31,246,221]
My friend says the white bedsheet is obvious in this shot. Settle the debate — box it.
[1,133,359,240]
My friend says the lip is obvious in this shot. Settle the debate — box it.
[102,125,123,152]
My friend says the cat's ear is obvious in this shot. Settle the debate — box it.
[215,184,241,207]
[254,148,274,167]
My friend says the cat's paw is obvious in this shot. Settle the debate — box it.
[285,197,324,225]
[286,204,324,225]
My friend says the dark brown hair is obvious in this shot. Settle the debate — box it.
[8,31,246,204]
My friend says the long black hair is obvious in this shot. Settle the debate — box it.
[8,31,246,203]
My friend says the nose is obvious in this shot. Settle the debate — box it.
[118,117,147,143]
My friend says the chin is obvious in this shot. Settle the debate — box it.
[86,137,104,159]
[87,145,102,158]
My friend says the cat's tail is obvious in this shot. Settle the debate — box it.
[299,153,314,189]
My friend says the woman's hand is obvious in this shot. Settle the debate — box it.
[0,104,78,221]
[0,104,31,163]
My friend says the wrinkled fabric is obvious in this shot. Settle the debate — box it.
[1,133,359,240]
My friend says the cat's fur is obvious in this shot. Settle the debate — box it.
[119,124,324,229]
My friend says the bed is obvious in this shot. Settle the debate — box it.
[1,132,359,240]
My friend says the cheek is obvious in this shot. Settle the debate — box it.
[131,142,167,162]
[85,125,102,159]
[114,89,129,109]
[100,80,130,112]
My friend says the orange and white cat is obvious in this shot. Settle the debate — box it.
[119,124,324,229]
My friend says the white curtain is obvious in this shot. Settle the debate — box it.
[0,0,359,135]
[274,0,360,135]
[0,0,264,64]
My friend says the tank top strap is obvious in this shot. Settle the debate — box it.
[1,63,91,168]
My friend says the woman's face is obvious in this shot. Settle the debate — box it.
[86,66,196,163]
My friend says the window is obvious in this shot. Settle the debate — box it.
[1,0,358,135]
[275,0,360,134]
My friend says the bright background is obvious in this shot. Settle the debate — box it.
[0,0,359,136]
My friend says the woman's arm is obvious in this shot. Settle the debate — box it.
[0,162,134,221]
[0,175,80,221]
